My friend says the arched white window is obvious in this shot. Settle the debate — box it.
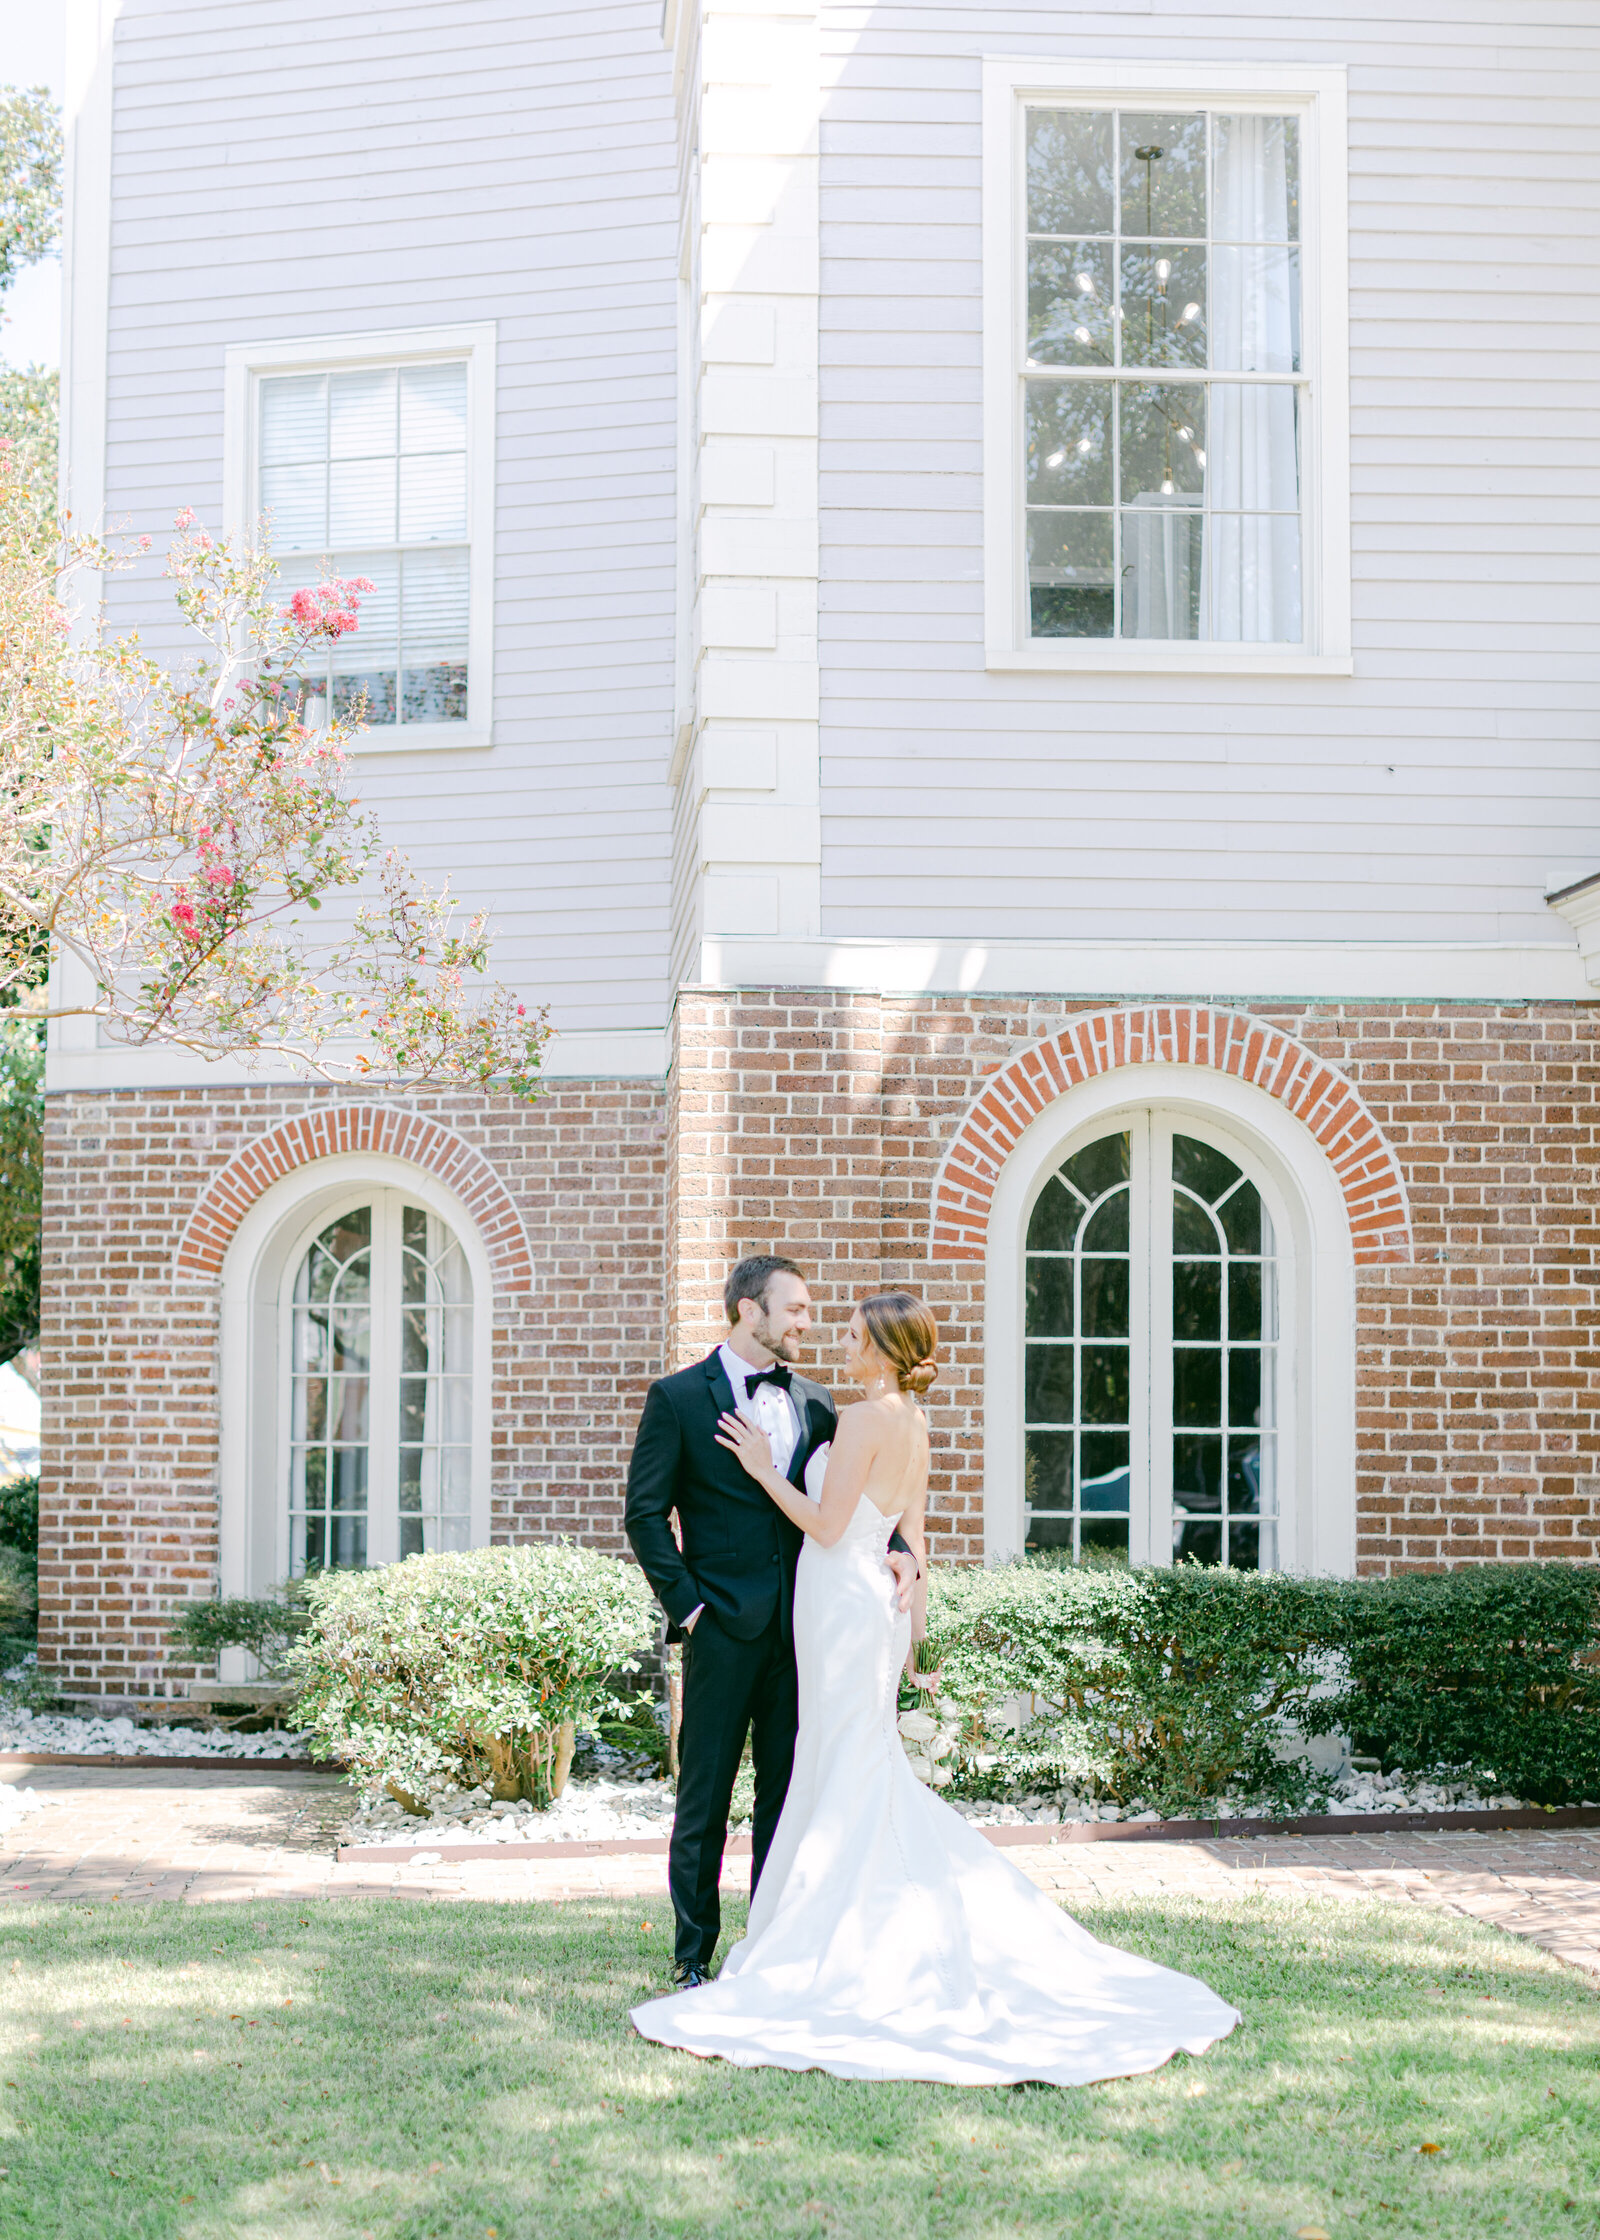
[983,1069,1356,1577]
[285,1193,473,1571]
[216,1152,493,1619]
[1023,1117,1279,1567]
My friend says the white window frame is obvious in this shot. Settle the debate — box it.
[982,58,1350,677]
[983,1063,1357,1577]
[223,322,497,751]
[216,1152,495,1663]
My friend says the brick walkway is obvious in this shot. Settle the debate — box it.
[4,1762,1600,1978]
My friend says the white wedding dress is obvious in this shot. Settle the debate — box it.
[631,1485,1240,2088]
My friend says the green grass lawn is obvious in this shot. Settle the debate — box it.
[0,1891,1595,2240]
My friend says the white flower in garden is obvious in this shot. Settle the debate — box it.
[899,1709,940,1746]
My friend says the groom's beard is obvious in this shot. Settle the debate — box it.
[752,1318,804,1365]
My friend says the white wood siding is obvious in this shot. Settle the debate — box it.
[815,4,1600,947]
[98,0,676,1046]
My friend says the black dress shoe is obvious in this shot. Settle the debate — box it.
[672,1962,711,1990]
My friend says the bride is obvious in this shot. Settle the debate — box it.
[630,1291,1239,2088]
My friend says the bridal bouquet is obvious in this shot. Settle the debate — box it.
[897,1700,961,1788]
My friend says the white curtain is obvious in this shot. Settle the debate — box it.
[1125,493,1200,639]
[1202,115,1301,643]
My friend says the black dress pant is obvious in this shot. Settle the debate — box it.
[669,1606,798,1969]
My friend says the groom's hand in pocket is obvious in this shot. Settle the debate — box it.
[885,1551,917,1612]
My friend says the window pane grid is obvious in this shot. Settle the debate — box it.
[260,360,469,729]
[288,1208,372,1575]
[286,1198,473,1574]
[396,1205,473,1558]
[1024,1131,1132,1563]
[1169,1139,1279,1571]
[1023,104,1304,645]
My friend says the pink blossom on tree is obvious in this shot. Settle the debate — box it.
[0,450,549,1096]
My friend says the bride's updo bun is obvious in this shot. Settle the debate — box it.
[861,1291,939,1397]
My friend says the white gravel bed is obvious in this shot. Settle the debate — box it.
[946,1767,1536,1829]
[347,1759,1580,1852]
[0,1705,312,1761]
[346,1767,678,1848]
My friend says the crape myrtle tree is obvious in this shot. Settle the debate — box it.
[0,83,61,528]
[0,81,547,1365]
[1,457,550,1093]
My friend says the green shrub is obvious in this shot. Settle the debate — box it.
[0,1543,33,1644]
[592,1692,673,1776]
[1317,1563,1600,1808]
[0,1471,37,1560]
[166,1582,311,1678]
[0,1473,37,1636]
[286,1543,655,1807]
[922,1559,1346,1819]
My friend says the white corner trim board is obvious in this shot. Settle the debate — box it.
[981,55,1351,675]
[222,324,498,753]
[695,935,1591,1005]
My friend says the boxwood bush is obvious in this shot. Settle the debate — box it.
[1322,1563,1600,1808]
[922,1559,1344,1818]
[920,1557,1600,1819]
[286,1543,654,1807]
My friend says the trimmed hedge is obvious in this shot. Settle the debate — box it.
[922,1560,1341,1818]
[287,1543,654,1807]
[1323,1563,1600,1808]
[919,1558,1600,1818]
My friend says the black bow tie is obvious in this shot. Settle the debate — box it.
[745,1363,792,1393]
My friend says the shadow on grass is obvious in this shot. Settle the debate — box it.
[0,1890,1595,2240]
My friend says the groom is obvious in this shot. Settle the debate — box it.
[625,1253,918,1985]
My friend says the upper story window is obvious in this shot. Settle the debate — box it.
[983,63,1349,676]
[224,324,496,749]
[263,362,469,731]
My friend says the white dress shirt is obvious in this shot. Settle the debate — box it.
[718,1341,801,1480]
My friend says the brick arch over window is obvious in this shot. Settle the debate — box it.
[174,1104,534,1292]
[929,1005,1413,1265]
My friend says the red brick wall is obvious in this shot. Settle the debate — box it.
[42,993,1600,1695]
[40,1081,665,1701]
[669,991,1600,1574]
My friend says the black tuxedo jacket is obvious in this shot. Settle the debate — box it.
[624,1351,837,1643]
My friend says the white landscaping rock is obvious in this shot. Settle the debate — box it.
[0,1704,312,1762]
[345,1767,679,1848]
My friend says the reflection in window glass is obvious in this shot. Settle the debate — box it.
[261,359,469,728]
[1024,1131,1132,1561]
[1170,1135,1278,1569]
[289,1208,373,1572]
[398,1206,474,1557]
[1019,1123,1283,1571]
[1022,105,1303,643]
[286,1197,474,1573]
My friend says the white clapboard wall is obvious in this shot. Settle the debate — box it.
[812,5,1599,951]
[96,0,677,1059]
